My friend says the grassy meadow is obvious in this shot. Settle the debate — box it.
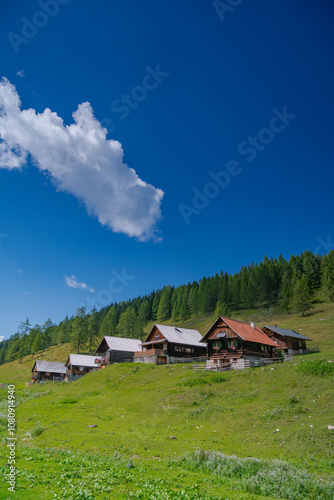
[0,301,333,499]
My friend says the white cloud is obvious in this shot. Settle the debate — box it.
[0,336,4,342]
[16,70,25,78]
[0,78,164,240]
[64,275,95,293]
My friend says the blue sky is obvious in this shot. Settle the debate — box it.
[0,0,333,339]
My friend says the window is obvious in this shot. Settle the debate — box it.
[79,366,84,372]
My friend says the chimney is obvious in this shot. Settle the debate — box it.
[275,324,278,327]
[250,321,255,329]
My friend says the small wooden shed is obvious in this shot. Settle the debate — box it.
[65,354,101,381]
[261,325,312,355]
[95,336,141,364]
[31,360,67,383]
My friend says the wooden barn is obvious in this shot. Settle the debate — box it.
[262,325,312,355]
[134,324,206,365]
[31,360,67,383]
[96,336,142,364]
[201,316,279,368]
[65,354,101,381]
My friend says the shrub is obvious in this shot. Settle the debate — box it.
[209,372,226,384]
[183,377,208,387]
[178,450,334,499]
[297,360,334,377]
[59,398,78,404]
[31,422,45,438]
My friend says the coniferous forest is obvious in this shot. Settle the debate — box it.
[1,249,334,366]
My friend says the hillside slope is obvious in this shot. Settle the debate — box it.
[0,299,333,386]
[0,302,333,499]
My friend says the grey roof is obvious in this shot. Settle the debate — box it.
[33,360,67,374]
[148,324,206,347]
[263,325,312,341]
[98,336,141,353]
[67,354,102,368]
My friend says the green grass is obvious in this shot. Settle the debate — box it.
[0,342,71,388]
[0,300,333,499]
[297,359,334,377]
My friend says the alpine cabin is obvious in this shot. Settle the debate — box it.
[134,324,206,365]
[96,336,142,364]
[65,354,101,381]
[261,325,312,355]
[31,360,67,383]
[201,316,279,368]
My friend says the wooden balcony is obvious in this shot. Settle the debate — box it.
[209,348,243,359]
[134,349,164,357]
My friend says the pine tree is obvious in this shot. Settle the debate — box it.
[179,288,189,321]
[31,332,42,354]
[87,307,100,351]
[280,266,293,312]
[157,286,172,320]
[99,306,118,335]
[138,299,150,325]
[302,250,321,291]
[291,275,314,316]
[188,284,199,315]
[151,292,161,320]
[6,338,21,362]
[117,307,137,337]
[71,307,88,353]
[18,318,31,363]
[321,251,334,301]
[214,301,230,317]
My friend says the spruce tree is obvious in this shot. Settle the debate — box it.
[117,307,137,337]
[157,286,172,320]
[87,307,100,351]
[99,306,118,335]
[291,275,313,316]
[71,307,88,353]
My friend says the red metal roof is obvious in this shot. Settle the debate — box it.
[221,317,279,347]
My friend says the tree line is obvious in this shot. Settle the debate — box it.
[1,249,334,365]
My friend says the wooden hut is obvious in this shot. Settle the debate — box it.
[261,325,312,355]
[96,336,141,365]
[134,324,206,365]
[201,316,279,368]
[65,354,101,381]
[31,360,67,383]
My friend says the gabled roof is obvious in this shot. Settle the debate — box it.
[144,324,206,347]
[96,336,141,353]
[262,325,312,341]
[202,316,279,347]
[66,354,101,368]
[32,360,67,374]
